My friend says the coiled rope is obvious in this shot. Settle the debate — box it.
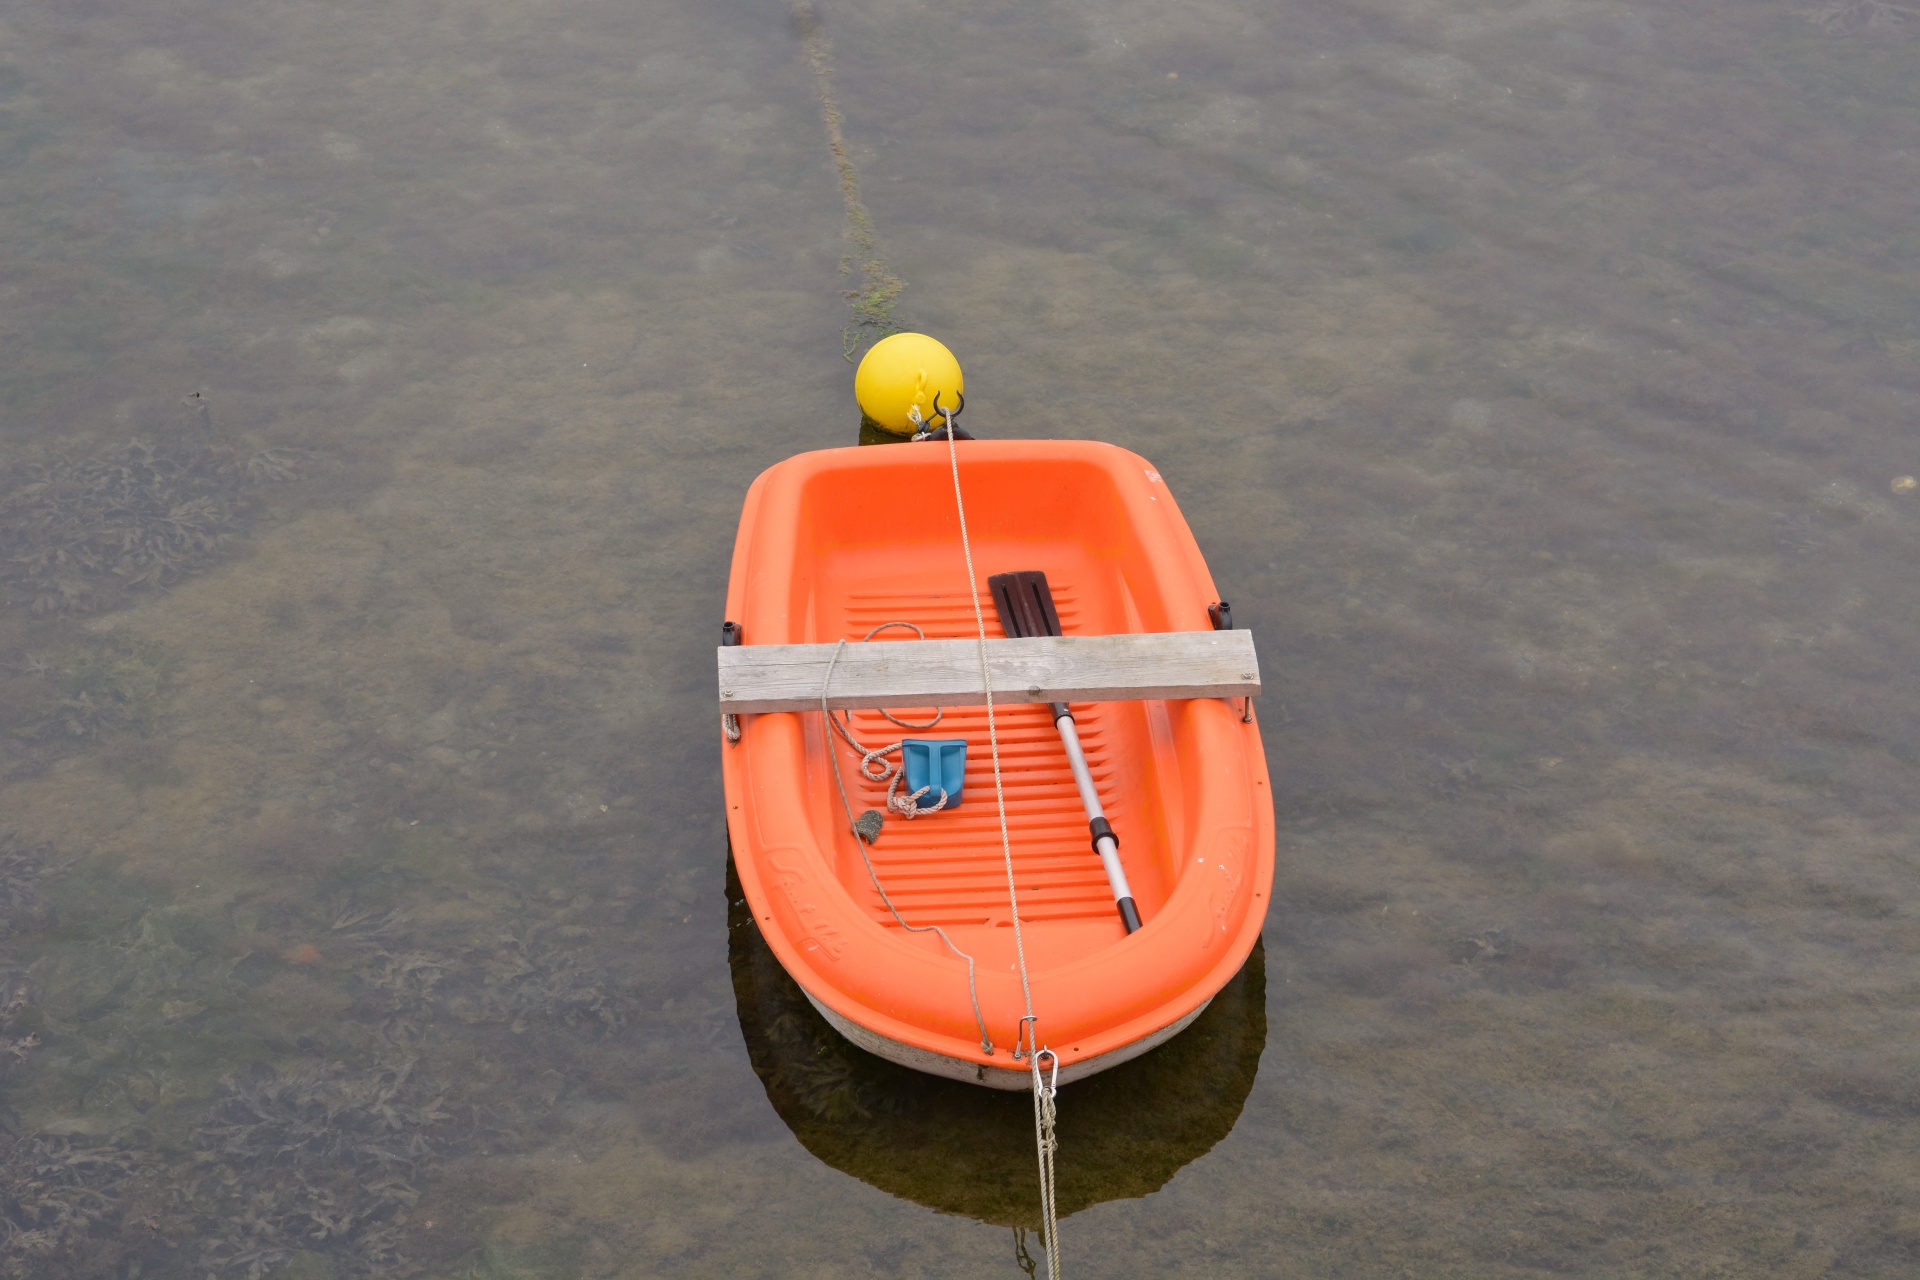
[821,639,994,1056]
[822,622,953,819]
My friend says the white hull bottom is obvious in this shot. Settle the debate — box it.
[805,994,1213,1090]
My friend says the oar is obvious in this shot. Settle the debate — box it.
[988,570,1142,934]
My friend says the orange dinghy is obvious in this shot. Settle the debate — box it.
[718,439,1274,1089]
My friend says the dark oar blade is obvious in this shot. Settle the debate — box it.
[988,569,1062,639]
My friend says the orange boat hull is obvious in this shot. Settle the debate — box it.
[721,440,1274,1088]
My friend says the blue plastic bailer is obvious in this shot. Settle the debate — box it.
[899,738,967,809]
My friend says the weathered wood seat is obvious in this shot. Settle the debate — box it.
[717,630,1259,716]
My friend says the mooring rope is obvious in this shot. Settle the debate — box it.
[791,2,1059,1261]
[921,401,1063,1278]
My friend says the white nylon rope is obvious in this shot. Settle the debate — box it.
[823,622,952,819]
[922,404,1063,1278]
[820,640,994,1055]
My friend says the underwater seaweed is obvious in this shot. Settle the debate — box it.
[0,860,630,1276]
[448,928,627,1033]
[0,435,302,616]
[0,836,56,927]
[0,978,37,1081]
[0,1134,158,1280]
[11,640,169,744]
[240,449,304,486]
[337,901,632,1040]
[190,1058,449,1278]
[0,856,474,1278]
[0,838,52,1073]
[1804,0,1920,34]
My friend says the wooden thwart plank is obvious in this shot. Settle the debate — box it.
[717,630,1259,715]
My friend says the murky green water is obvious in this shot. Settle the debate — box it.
[1,0,1916,1275]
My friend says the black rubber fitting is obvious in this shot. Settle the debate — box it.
[1117,897,1142,934]
[1089,816,1118,852]
[721,620,743,646]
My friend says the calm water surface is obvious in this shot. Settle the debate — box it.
[2,0,1917,1275]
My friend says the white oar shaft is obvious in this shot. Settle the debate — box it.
[1053,709,1106,820]
[1093,835,1131,907]
[1053,706,1140,931]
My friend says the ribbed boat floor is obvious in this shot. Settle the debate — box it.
[836,587,1133,929]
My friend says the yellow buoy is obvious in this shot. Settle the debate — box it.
[854,333,964,436]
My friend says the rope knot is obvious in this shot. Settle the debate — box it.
[886,774,948,819]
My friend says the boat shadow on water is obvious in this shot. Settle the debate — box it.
[726,855,1267,1228]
